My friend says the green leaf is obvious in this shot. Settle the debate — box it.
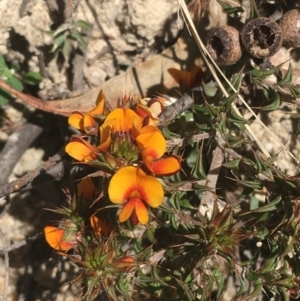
[250,196,282,213]
[176,279,195,301]
[11,62,20,73]
[288,83,300,99]
[192,142,207,179]
[230,68,244,91]
[217,114,227,135]
[248,281,262,299]
[235,276,247,297]
[44,30,54,36]
[0,54,7,69]
[239,179,263,190]
[223,6,244,17]
[0,88,11,105]
[180,198,194,209]
[74,20,93,29]
[253,152,263,174]
[227,136,244,148]
[70,31,88,49]
[23,71,43,85]
[51,33,67,52]
[62,39,73,60]
[260,256,277,272]
[146,229,155,243]
[260,93,280,111]
[202,81,218,97]
[223,92,238,110]
[205,101,220,117]
[251,64,281,79]
[222,158,241,169]
[53,23,71,37]
[168,194,180,211]
[2,68,13,80]
[251,68,263,77]
[228,107,249,124]
[278,63,293,85]
[7,76,23,91]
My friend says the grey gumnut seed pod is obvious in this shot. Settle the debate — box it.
[280,9,300,48]
[206,25,242,66]
[241,17,283,58]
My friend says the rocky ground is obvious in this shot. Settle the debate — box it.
[0,0,299,300]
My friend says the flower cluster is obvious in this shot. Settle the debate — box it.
[64,91,181,225]
[43,90,181,299]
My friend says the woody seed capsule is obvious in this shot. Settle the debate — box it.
[206,25,242,66]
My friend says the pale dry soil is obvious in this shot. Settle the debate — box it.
[0,1,299,301]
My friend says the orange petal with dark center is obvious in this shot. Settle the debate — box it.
[108,166,164,208]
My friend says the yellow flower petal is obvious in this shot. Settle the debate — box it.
[98,126,111,151]
[136,129,166,162]
[150,156,181,176]
[83,114,96,131]
[88,90,106,116]
[44,226,74,251]
[135,198,149,224]
[119,199,135,222]
[65,137,97,162]
[103,108,143,133]
[68,111,84,130]
[108,166,164,208]
[138,125,160,135]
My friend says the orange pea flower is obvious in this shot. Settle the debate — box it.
[108,166,164,225]
[68,90,106,133]
[135,125,181,176]
[44,225,76,251]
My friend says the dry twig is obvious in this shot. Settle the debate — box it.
[0,122,43,186]
[0,153,67,198]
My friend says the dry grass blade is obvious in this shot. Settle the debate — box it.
[178,0,300,165]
